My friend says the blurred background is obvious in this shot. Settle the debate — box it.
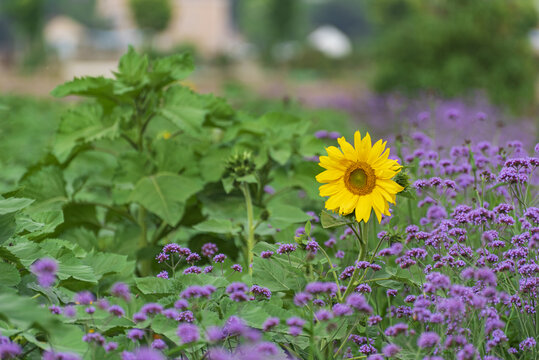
[0,0,538,147]
[1,0,539,109]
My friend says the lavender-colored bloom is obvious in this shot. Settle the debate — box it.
[417,332,440,348]
[368,315,382,326]
[174,299,189,309]
[127,328,145,342]
[204,266,213,273]
[31,258,58,287]
[346,294,372,314]
[328,131,341,139]
[74,292,94,306]
[129,347,165,360]
[294,292,312,306]
[315,130,329,138]
[133,312,147,323]
[229,291,249,302]
[162,309,179,320]
[263,185,276,194]
[151,338,167,350]
[202,242,218,257]
[0,342,22,359]
[108,305,125,317]
[63,305,76,318]
[332,303,353,316]
[260,251,274,259]
[213,254,227,263]
[105,342,118,352]
[206,326,224,342]
[384,323,408,336]
[226,282,248,294]
[383,343,401,357]
[186,253,201,263]
[305,240,319,254]
[457,344,477,360]
[324,237,336,248]
[85,306,95,314]
[111,282,131,302]
[141,303,163,316]
[277,243,297,254]
[262,317,280,331]
[177,323,199,344]
[223,316,246,337]
[183,266,202,274]
[43,351,81,360]
[231,264,243,272]
[178,311,195,323]
[315,309,333,321]
[519,337,537,351]
[49,305,61,315]
[82,332,105,345]
[250,285,271,299]
[181,285,215,299]
[156,270,168,279]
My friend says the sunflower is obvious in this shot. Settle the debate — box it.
[316,131,404,223]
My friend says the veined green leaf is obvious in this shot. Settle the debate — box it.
[129,172,202,225]
[0,198,34,215]
[0,263,20,286]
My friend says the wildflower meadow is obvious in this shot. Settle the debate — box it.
[0,48,538,360]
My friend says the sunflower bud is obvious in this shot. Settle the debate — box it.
[393,170,410,192]
[224,151,256,179]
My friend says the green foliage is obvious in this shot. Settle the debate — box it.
[367,0,538,110]
[129,0,172,33]
[0,46,361,359]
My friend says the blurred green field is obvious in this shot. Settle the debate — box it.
[0,97,64,192]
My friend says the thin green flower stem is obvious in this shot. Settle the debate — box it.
[342,222,367,299]
[241,182,255,275]
[318,246,343,301]
[309,305,315,360]
[333,319,359,358]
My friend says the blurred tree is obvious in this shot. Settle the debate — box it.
[310,0,370,38]
[367,0,538,111]
[2,0,46,69]
[129,0,172,49]
[238,0,306,60]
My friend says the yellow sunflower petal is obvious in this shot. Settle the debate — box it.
[372,191,386,215]
[325,189,353,211]
[376,185,396,205]
[368,139,386,163]
[319,180,344,197]
[354,130,363,154]
[316,169,344,183]
[354,195,371,223]
[337,137,358,162]
[377,178,404,194]
[339,194,359,215]
[326,146,345,161]
[319,155,347,171]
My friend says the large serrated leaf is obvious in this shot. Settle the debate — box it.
[0,263,20,286]
[129,172,203,225]
[193,219,240,234]
[320,210,349,229]
[51,76,115,98]
[0,198,34,215]
[135,277,175,294]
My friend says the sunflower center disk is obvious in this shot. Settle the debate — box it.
[345,163,376,195]
[349,169,367,188]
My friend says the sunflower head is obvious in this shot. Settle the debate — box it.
[316,131,404,223]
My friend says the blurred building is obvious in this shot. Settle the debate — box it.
[96,0,240,56]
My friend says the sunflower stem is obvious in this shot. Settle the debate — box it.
[342,221,367,299]
[241,182,255,275]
